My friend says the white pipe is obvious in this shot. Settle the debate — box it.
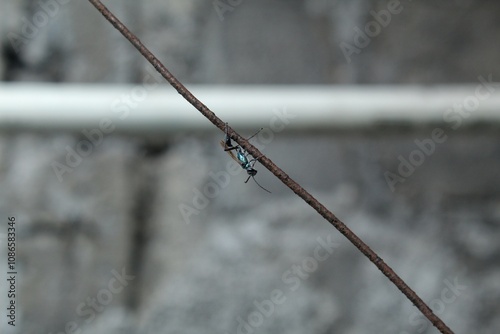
[1,83,499,131]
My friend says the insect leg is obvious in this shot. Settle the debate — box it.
[224,146,239,152]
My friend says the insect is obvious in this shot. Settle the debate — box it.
[220,123,271,193]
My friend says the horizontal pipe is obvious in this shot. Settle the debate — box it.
[1,83,499,132]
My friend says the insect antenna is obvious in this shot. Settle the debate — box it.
[246,127,264,141]
[251,176,272,193]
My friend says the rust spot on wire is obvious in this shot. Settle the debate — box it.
[86,1,455,333]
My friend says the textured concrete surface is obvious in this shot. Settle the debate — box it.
[1,1,500,334]
[1,0,500,84]
[0,129,498,334]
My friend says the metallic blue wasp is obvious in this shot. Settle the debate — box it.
[220,123,271,193]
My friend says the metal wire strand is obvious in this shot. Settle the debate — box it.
[86,1,454,333]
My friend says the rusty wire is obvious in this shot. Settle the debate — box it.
[86,1,455,333]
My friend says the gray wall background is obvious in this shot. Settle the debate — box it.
[0,1,499,333]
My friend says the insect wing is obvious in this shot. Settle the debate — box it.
[220,140,240,164]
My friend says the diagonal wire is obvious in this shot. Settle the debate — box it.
[86,1,455,333]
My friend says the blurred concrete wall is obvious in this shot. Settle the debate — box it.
[1,0,500,84]
[0,1,499,334]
